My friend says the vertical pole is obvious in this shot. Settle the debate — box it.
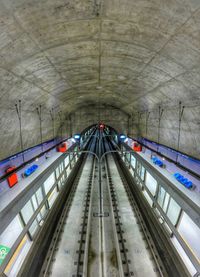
[176,101,185,163]
[58,111,63,140]
[50,108,55,141]
[132,112,135,137]
[157,106,164,152]
[15,100,25,162]
[69,114,72,137]
[127,115,130,136]
[145,111,150,143]
[98,101,100,125]
[137,112,141,140]
[98,129,102,214]
[67,115,69,138]
[61,115,63,139]
[131,112,134,138]
[36,105,43,152]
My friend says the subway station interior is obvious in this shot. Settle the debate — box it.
[0,1,200,277]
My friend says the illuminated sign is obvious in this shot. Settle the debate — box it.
[74,134,81,140]
[119,134,126,140]
[0,244,10,265]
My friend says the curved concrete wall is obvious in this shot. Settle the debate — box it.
[130,105,200,159]
[71,105,129,135]
[0,0,200,160]
[0,106,69,160]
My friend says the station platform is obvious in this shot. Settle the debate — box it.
[0,152,63,214]
[139,151,200,209]
[143,148,200,193]
[0,130,200,277]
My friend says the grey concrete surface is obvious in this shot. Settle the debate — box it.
[88,156,119,277]
[87,161,101,277]
[107,155,160,277]
[50,156,93,276]
[0,0,200,159]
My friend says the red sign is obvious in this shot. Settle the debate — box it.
[6,167,18,188]
[99,123,105,130]
[57,143,67,153]
[133,142,142,152]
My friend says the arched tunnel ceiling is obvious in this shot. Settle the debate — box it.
[0,0,200,159]
[1,0,200,113]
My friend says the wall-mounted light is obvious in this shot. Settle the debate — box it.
[74,134,81,140]
[117,75,126,80]
[96,86,103,90]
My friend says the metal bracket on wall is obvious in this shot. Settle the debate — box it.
[49,108,55,140]
[176,101,185,163]
[58,111,63,139]
[145,111,150,138]
[137,111,142,139]
[157,106,164,152]
[69,113,72,137]
[36,105,43,152]
[15,100,25,162]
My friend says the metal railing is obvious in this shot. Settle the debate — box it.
[0,130,95,275]
[121,143,200,275]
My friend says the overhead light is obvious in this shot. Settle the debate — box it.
[96,86,102,90]
[119,134,126,140]
[74,134,81,140]
[118,75,126,80]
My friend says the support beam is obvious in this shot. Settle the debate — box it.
[145,111,150,138]
[137,112,142,139]
[36,105,43,152]
[50,108,55,141]
[157,106,164,152]
[15,100,25,162]
[176,102,185,163]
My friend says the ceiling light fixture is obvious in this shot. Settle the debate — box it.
[96,86,103,90]
[118,75,126,80]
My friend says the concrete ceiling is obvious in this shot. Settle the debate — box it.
[0,0,200,159]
